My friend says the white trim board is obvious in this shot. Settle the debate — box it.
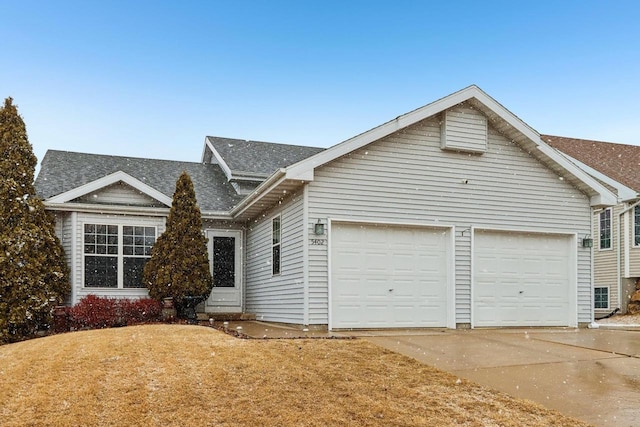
[46,171,173,207]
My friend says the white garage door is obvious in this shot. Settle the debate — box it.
[330,223,451,329]
[473,230,573,327]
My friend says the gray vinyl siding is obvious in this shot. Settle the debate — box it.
[53,212,73,304]
[73,182,165,207]
[441,106,487,153]
[245,193,305,324]
[594,205,619,313]
[72,213,165,303]
[307,111,592,326]
[627,206,640,277]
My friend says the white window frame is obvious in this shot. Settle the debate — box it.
[272,215,281,276]
[599,208,612,251]
[634,205,640,247]
[82,222,156,289]
[594,286,610,310]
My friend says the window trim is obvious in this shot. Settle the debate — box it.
[272,215,281,276]
[634,205,640,247]
[599,208,613,251]
[594,286,610,310]
[82,222,157,289]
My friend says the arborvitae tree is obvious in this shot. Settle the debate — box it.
[143,171,213,307]
[0,98,70,343]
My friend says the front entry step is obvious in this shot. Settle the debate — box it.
[197,312,256,321]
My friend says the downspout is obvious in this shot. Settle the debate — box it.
[616,200,640,313]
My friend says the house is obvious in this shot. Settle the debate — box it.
[544,135,640,316]
[35,85,617,329]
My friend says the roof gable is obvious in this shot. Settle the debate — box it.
[277,85,615,207]
[231,86,617,220]
[203,136,325,181]
[47,171,172,206]
[35,150,244,213]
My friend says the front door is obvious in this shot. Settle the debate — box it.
[205,230,242,313]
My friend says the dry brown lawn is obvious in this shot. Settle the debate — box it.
[0,324,590,427]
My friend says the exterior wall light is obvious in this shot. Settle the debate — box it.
[582,235,593,248]
[314,219,325,235]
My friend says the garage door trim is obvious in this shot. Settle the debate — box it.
[471,226,578,328]
[328,218,456,330]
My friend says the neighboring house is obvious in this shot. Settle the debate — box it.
[544,135,640,316]
[35,85,616,329]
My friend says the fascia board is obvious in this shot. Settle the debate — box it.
[44,202,170,217]
[205,137,234,181]
[46,171,173,206]
[559,154,637,202]
[536,144,618,206]
[200,138,210,163]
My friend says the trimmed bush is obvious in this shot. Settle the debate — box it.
[69,295,162,330]
[120,298,163,324]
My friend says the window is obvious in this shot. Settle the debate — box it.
[84,224,118,287]
[599,208,612,250]
[122,226,156,288]
[84,223,156,288]
[272,216,281,275]
[594,287,609,310]
[634,206,640,246]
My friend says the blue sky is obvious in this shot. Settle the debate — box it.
[2,1,640,166]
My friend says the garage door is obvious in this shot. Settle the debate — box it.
[473,230,573,327]
[330,223,451,329]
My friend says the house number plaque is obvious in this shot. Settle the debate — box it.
[310,239,327,245]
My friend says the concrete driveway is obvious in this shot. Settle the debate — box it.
[356,328,640,427]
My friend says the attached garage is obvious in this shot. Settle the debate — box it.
[473,230,576,327]
[330,222,453,329]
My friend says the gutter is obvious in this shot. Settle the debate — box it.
[43,201,234,221]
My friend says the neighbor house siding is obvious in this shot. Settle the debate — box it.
[71,212,165,304]
[307,110,592,326]
[245,193,305,324]
[594,205,620,313]
[73,182,165,207]
[626,206,640,277]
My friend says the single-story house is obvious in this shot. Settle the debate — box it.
[544,135,640,315]
[35,85,617,329]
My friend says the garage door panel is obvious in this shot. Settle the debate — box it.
[331,223,450,329]
[473,231,572,327]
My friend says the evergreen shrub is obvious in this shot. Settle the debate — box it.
[143,172,213,311]
[0,98,70,343]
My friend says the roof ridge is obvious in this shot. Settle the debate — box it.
[44,149,211,166]
[206,136,323,150]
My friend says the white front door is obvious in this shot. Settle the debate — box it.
[205,230,242,313]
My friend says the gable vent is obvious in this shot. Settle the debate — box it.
[441,106,488,154]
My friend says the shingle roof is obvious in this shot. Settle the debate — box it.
[543,135,640,192]
[35,151,244,212]
[207,136,325,177]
